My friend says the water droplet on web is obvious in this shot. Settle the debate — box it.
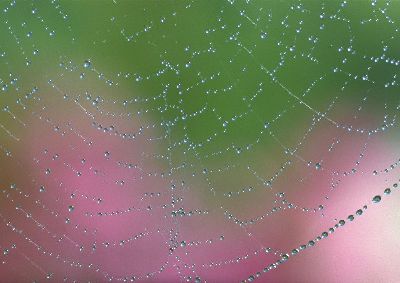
[260,31,268,39]
[315,163,321,170]
[68,205,74,212]
[372,195,381,203]
[83,60,91,68]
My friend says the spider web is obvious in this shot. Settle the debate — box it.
[0,0,400,282]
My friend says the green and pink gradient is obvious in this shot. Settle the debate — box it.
[1,1,400,282]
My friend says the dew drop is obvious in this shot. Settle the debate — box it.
[260,31,268,39]
[83,60,91,68]
[372,195,381,203]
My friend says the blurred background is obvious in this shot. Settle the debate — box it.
[0,0,400,282]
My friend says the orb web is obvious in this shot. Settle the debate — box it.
[0,0,400,282]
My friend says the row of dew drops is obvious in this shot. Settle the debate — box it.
[244,179,399,282]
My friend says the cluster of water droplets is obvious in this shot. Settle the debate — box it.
[0,0,400,282]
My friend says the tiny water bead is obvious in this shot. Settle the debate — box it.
[260,31,268,39]
[83,60,91,68]
[372,195,382,203]
[281,254,289,261]
[384,188,391,195]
